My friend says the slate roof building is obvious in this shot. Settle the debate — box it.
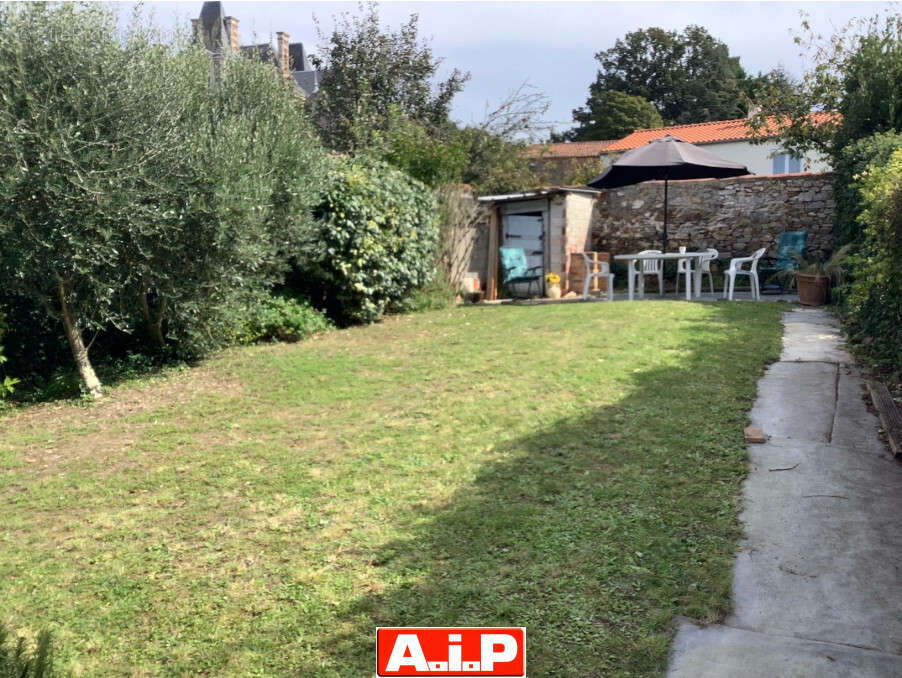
[193,1,321,98]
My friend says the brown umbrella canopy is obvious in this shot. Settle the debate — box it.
[587,135,750,250]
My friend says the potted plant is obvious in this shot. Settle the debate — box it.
[774,245,851,306]
[545,272,562,299]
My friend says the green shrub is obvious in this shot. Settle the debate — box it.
[0,290,71,391]
[235,294,332,344]
[302,157,439,325]
[0,308,18,401]
[391,268,459,313]
[128,49,327,361]
[842,147,902,377]
[369,110,469,188]
[833,130,902,245]
[0,623,54,678]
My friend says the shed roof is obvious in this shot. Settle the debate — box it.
[478,186,600,203]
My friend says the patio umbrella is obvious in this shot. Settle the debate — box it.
[587,135,750,251]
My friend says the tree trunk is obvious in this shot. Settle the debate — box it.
[139,285,166,349]
[57,280,103,398]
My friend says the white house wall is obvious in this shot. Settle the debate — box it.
[694,140,832,175]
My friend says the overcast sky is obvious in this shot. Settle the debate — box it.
[130,1,896,137]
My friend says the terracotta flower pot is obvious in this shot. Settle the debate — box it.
[796,273,829,306]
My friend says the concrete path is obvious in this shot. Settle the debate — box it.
[667,307,902,677]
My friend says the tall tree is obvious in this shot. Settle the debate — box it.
[311,4,469,152]
[569,25,748,138]
[751,13,902,160]
[562,90,663,141]
[740,67,800,114]
[365,83,549,194]
[749,12,902,243]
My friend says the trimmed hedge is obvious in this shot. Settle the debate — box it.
[302,157,439,324]
[842,147,902,376]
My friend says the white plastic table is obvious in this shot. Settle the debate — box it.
[614,252,708,301]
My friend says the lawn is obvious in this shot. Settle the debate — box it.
[0,300,784,677]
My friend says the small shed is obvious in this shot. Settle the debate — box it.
[468,187,606,300]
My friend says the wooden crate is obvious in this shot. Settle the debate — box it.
[568,251,611,296]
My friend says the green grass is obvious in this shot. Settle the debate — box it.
[0,301,785,677]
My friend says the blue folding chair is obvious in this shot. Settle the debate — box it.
[759,230,808,293]
[499,247,542,298]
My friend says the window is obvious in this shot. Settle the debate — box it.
[772,153,802,174]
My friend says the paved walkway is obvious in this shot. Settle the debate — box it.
[667,308,902,677]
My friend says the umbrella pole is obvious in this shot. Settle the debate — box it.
[662,177,669,252]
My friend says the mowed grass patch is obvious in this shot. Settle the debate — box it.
[0,301,784,676]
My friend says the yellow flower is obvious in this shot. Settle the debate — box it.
[545,272,561,284]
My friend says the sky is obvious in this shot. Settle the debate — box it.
[128,1,897,137]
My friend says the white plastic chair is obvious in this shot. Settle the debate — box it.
[633,249,664,297]
[676,248,718,295]
[579,252,615,301]
[723,247,766,300]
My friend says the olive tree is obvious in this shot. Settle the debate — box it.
[0,4,158,396]
[123,46,326,357]
[0,4,327,395]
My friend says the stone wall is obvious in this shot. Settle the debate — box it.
[590,172,835,259]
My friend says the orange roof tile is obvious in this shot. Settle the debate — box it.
[524,140,616,158]
[603,113,839,152]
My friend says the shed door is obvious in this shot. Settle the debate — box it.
[503,213,544,277]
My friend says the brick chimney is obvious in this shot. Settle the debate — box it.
[223,16,240,54]
[276,31,291,80]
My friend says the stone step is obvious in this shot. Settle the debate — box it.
[668,621,902,678]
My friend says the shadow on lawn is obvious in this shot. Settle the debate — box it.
[313,303,782,677]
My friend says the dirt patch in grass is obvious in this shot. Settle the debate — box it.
[0,357,248,476]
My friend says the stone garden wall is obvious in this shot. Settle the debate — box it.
[590,172,835,259]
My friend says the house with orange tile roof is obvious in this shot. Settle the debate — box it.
[527,113,836,181]
[600,113,836,175]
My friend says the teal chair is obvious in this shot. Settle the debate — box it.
[499,247,542,298]
[759,230,808,293]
